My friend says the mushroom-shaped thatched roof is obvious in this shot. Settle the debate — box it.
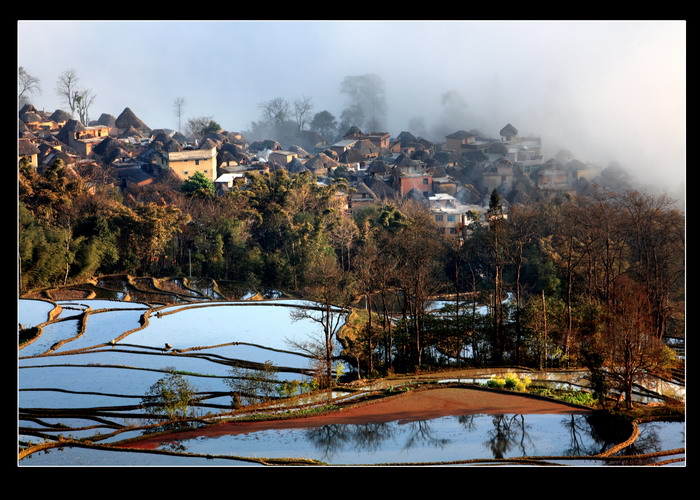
[395,131,417,146]
[394,153,421,169]
[288,145,311,157]
[50,109,73,123]
[429,165,448,178]
[163,139,182,152]
[19,104,48,123]
[454,184,483,205]
[56,119,85,144]
[339,147,364,164]
[92,136,123,157]
[367,158,390,175]
[115,107,150,132]
[343,126,363,138]
[405,187,428,204]
[365,176,395,199]
[18,138,40,156]
[249,139,281,152]
[172,131,189,144]
[352,139,380,157]
[286,157,309,174]
[411,149,432,162]
[219,142,250,162]
[97,113,117,127]
[20,110,45,124]
[433,150,462,165]
[151,131,172,143]
[204,132,227,143]
[305,152,339,172]
[352,181,379,201]
[199,138,218,150]
[322,149,339,161]
[119,126,143,139]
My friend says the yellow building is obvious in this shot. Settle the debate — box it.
[161,147,218,182]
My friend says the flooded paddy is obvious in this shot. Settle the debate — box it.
[18,277,685,466]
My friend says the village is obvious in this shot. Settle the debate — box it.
[18,103,637,237]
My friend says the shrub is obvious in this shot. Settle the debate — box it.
[487,372,532,392]
[142,368,198,422]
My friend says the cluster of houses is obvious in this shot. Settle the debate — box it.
[19,103,618,238]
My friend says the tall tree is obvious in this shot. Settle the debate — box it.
[615,191,685,339]
[259,97,290,126]
[74,88,96,124]
[504,203,540,364]
[487,189,507,363]
[339,74,387,130]
[310,110,338,142]
[293,95,313,131]
[18,67,41,108]
[288,252,355,386]
[393,204,446,368]
[601,277,676,408]
[55,69,94,121]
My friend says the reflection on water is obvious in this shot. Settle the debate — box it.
[150,412,646,465]
[21,415,683,466]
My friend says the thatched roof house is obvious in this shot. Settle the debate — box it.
[286,157,309,174]
[115,107,150,133]
[304,153,338,175]
[96,113,117,127]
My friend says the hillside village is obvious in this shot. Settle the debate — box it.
[18,104,638,236]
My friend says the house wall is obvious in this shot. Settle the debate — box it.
[432,211,467,236]
[166,147,218,181]
[399,175,433,196]
[445,135,475,152]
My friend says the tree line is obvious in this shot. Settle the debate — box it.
[18,158,685,402]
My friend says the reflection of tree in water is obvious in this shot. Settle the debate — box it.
[616,422,665,465]
[457,414,477,431]
[402,420,450,451]
[304,419,450,461]
[560,415,598,456]
[584,412,634,455]
[349,423,395,453]
[305,424,353,460]
[304,422,395,461]
[484,415,532,459]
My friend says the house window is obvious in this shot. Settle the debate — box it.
[195,160,200,166]
[449,228,456,234]
[184,171,188,175]
[422,178,429,185]
[435,215,444,222]
[447,215,456,222]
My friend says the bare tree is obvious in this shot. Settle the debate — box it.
[75,88,96,125]
[55,69,81,118]
[287,253,355,386]
[293,95,313,131]
[259,97,290,126]
[174,97,186,132]
[18,67,41,108]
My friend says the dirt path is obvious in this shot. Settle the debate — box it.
[123,386,590,450]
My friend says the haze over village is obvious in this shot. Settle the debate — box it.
[17,20,687,467]
[18,20,686,204]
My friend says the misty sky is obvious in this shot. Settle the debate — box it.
[17,20,686,190]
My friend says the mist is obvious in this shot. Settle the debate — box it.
[18,20,685,193]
